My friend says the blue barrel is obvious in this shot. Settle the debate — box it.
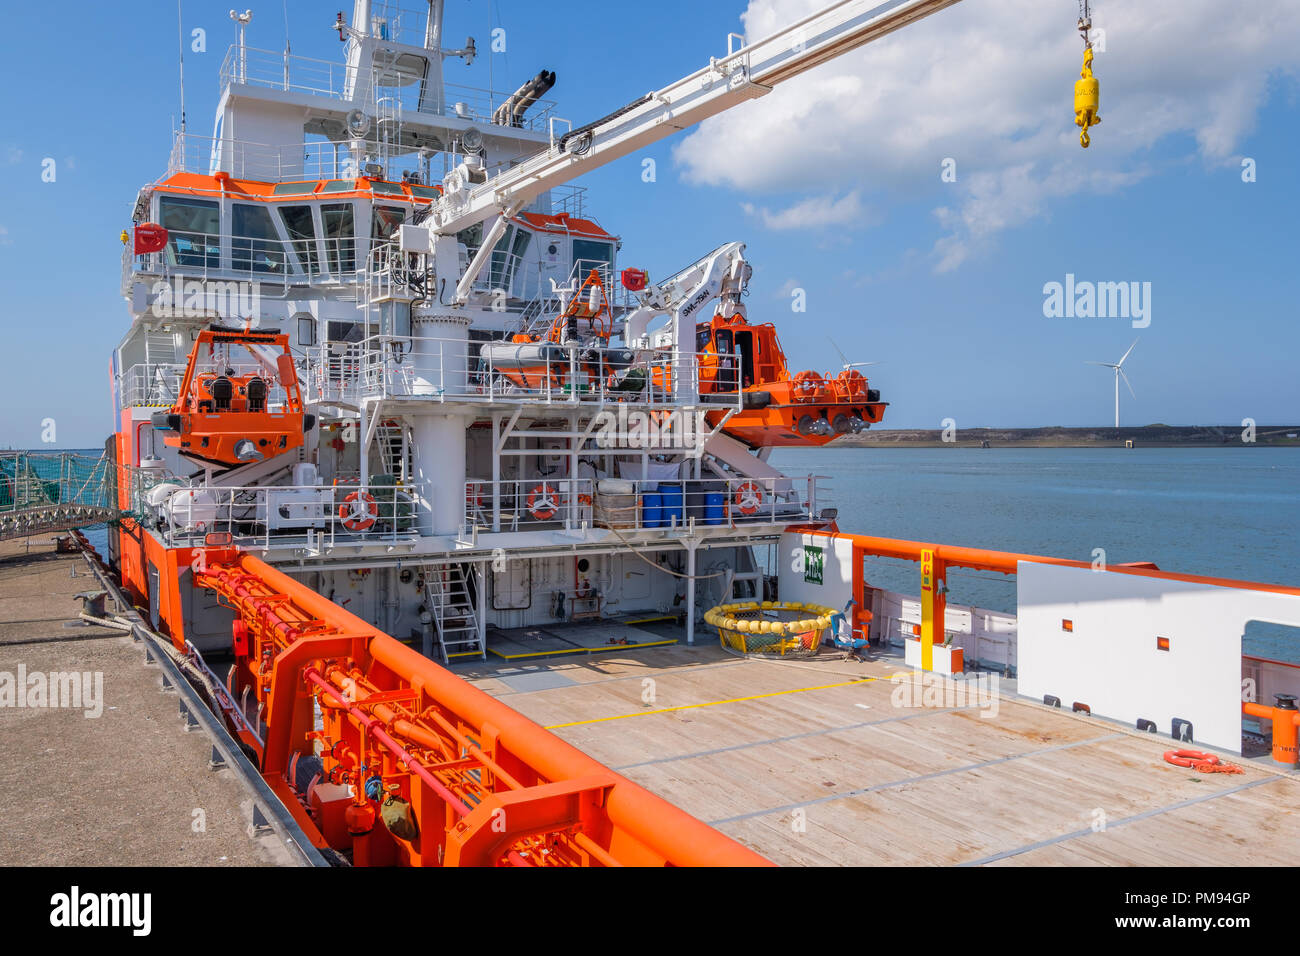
[704,492,725,526]
[642,492,663,528]
[659,483,684,526]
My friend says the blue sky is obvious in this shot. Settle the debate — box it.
[1,0,1297,448]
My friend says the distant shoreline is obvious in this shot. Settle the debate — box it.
[836,425,1300,448]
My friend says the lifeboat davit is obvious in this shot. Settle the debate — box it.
[478,269,627,392]
[151,326,313,469]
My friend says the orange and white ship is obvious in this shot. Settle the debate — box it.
[101,0,1300,868]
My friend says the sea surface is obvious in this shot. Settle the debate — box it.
[770,446,1300,660]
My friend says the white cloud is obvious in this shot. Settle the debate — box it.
[673,0,1300,270]
[0,226,10,246]
[740,190,869,230]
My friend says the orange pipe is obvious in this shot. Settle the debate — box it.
[822,531,1300,595]
[232,553,770,867]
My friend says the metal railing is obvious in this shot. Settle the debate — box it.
[125,228,365,296]
[218,45,556,132]
[117,363,289,409]
[168,131,449,185]
[148,480,421,549]
[465,478,593,532]
[464,475,823,534]
[303,334,740,410]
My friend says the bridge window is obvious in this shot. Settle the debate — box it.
[279,205,319,276]
[372,205,406,241]
[232,203,285,274]
[322,203,355,274]
[158,195,219,270]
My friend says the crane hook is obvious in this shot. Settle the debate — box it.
[1074,45,1100,148]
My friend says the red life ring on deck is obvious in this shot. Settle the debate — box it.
[1163,749,1218,769]
[339,491,378,531]
[527,482,560,521]
[465,485,484,509]
[734,480,763,516]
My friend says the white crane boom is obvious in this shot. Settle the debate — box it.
[432,0,963,253]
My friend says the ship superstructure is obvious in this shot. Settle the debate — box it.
[113,0,915,664]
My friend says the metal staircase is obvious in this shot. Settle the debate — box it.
[375,419,409,480]
[421,562,484,663]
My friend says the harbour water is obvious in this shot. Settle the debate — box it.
[771,446,1300,661]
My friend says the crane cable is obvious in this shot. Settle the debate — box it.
[1074,0,1101,148]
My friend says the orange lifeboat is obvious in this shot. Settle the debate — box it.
[152,327,312,468]
[695,314,887,446]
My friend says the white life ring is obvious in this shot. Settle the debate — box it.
[734,481,763,516]
[527,482,560,521]
[339,491,378,531]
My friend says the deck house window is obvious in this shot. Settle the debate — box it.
[322,203,356,275]
[158,196,220,270]
[232,203,285,274]
[279,205,319,276]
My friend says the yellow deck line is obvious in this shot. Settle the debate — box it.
[544,676,878,729]
[488,638,678,661]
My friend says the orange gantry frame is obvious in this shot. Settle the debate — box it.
[193,549,770,867]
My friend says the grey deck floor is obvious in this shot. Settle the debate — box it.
[458,640,1300,866]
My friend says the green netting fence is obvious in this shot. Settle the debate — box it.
[0,452,112,512]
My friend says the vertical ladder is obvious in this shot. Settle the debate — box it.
[422,562,484,663]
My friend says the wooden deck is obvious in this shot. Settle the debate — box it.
[459,644,1300,866]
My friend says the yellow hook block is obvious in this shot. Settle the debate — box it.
[1074,46,1100,148]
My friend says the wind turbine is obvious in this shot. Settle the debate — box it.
[1086,339,1137,428]
[828,337,880,373]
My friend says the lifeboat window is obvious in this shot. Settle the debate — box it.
[735,330,756,385]
[320,180,355,193]
[232,203,285,275]
[409,185,440,200]
[371,205,406,241]
[370,181,406,196]
[279,205,319,276]
[714,329,737,391]
[158,196,219,269]
[696,326,713,352]
[321,203,356,274]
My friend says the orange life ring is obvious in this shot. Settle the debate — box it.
[1163,749,1219,769]
[528,482,560,521]
[835,368,868,402]
[734,480,763,516]
[577,493,593,507]
[339,491,378,531]
[791,370,825,404]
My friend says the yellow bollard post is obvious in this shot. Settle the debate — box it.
[920,549,936,671]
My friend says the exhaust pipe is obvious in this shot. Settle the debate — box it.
[492,70,556,128]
